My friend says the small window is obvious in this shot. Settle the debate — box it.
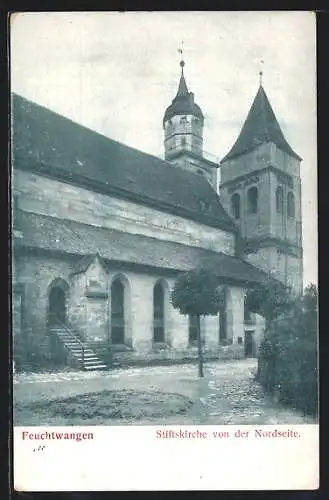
[230,193,240,220]
[199,199,211,212]
[180,116,187,123]
[276,186,283,213]
[287,192,295,218]
[247,186,258,214]
[181,136,187,147]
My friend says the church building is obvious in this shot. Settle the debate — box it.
[12,57,303,371]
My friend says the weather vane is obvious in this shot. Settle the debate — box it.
[259,59,264,85]
[178,40,185,68]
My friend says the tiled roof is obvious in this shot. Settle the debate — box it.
[12,93,233,233]
[221,85,301,163]
[15,210,272,286]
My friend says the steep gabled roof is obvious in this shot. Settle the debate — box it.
[221,85,302,163]
[12,93,235,233]
[71,253,107,275]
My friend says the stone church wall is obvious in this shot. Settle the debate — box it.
[14,251,246,364]
[15,252,75,356]
[14,170,235,255]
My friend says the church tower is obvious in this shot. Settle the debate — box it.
[219,75,303,295]
[163,58,218,189]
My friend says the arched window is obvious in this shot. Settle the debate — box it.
[153,282,165,342]
[230,193,240,220]
[287,192,295,218]
[276,186,283,213]
[247,186,258,214]
[111,278,125,344]
[189,315,200,343]
[181,136,187,147]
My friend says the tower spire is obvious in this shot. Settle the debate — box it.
[176,41,188,97]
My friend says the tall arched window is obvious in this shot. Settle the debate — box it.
[111,278,125,344]
[153,282,165,342]
[287,192,295,218]
[219,287,227,342]
[247,186,258,214]
[276,186,283,213]
[230,193,240,220]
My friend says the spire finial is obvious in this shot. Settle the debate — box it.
[178,40,185,73]
[259,59,264,86]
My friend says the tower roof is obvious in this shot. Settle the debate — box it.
[163,60,204,126]
[12,93,235,233]
[220,84,302,163]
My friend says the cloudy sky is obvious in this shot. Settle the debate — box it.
[10,11,317,286]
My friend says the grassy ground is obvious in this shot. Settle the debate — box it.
[13,359,316,426]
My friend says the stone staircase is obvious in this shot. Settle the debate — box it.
[50,324,107,371]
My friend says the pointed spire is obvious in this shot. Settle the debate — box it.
[163,43,204,126]
[221,84,301,163]
[176,60,189,97]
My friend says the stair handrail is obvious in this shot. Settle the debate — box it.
[50,315,85,367]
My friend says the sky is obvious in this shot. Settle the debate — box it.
[10,11,317,286]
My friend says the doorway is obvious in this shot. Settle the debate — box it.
[48,286,66,325]
[244,331,256,358]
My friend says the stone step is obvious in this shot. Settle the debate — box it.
[76,356,100,362]
[51,325,107,371]
[70,348,93,354]
[83,356,103,363]
[84,364,107,370]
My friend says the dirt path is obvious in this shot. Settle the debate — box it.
[13,359,315,425]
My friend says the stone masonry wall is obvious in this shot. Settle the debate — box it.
[15,250,247,363]
[15,252,76,356]
[14,170,235,255]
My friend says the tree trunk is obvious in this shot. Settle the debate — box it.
[197,315,204,378]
